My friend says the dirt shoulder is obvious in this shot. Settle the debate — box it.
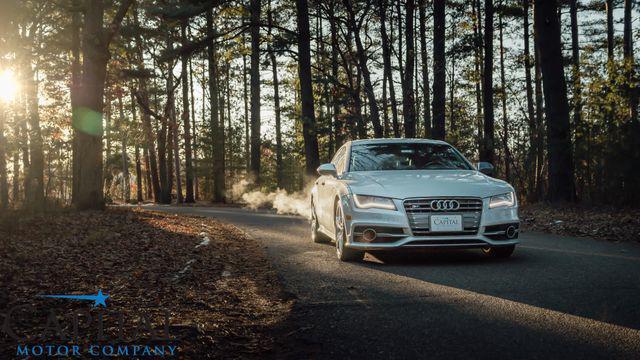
[520,204,640,243]
[0,208,292,358]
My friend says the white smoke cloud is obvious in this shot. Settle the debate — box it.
[229,178,251,201]
[228,178,313,218]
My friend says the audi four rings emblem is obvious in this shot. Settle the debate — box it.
[430,200,460,211]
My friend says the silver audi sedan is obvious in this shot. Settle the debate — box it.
[310,139,520,261]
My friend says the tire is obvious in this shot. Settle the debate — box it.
[482,245,515,258]
[311,204,329,244]
[334,203,364,262]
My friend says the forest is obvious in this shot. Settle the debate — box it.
[0,0,638,211]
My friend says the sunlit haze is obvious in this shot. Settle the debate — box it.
[0,69,18,103]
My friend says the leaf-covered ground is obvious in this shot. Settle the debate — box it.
[520,204,640,243]
[0,208,292,358]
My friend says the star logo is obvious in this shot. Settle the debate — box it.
[39,290,110,308]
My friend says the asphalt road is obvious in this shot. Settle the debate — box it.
[143,205,640,359]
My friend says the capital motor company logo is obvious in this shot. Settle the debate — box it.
[1,289,178,357]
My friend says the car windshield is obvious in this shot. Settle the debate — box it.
[349,143,472,171]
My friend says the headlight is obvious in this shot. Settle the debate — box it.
[353,195,397,210]
[489,192,516,209]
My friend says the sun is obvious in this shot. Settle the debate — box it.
[0,69,18,103]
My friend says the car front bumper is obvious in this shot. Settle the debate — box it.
[340,196,520,251]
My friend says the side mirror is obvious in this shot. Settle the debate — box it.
[317,163,338,177]
[476,162,494,176]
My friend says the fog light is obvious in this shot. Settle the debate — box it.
[506,225,517,239]
[362,228,377,242]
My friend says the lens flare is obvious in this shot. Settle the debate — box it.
[0,69,18,102]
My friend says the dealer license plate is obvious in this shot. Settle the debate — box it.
[430,215,463,232]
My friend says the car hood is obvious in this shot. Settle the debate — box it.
[341,170,513,199]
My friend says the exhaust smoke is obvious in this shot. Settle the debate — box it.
[228,178,313,218]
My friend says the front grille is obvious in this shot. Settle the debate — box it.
[404,197,483,236]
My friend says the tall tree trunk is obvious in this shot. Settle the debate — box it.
[481,0,495,164]
[189,56,199,201]
[474,0,484,153]
[329,5,344,146]
[606,0,614,61]
[164,30,181,204]
[534,28,544,199]
[316,3,333,157]
[144,146,152,199]
[249,0,262,183]
[523,0,537,200]
[181,20,194,203]
[449,22,457,135]
[117,94,130,203]
[170,76,183,204]
[356,67,365,138]
[623,0,639,202]
[379,0,400,137]
[569,0,584,198]
[218,63,227,195]
[18,89,30,202]
[623,0,637,123]
[157,38,171,204]
[130,91,143,202]
[137,84,160,202]
[604,0,615,141]
[268,0,282,189]
[498,7,511,181]
[219,66,225,170]
[414,8,420,135]
[375,3,389,137]
[403,0,417,137]
[135,144,143,202]
[314,2,326,158]
[225,64,232,182]
[133,5,160,202]
[382,63,389,136]
[296,0,321,176]
[242,33,250,173]
[75,0,133,210]
[396,1,404,84]
[24,63,44,208]
[167,102,175,201]
[105,96,111,179]
[207,10,225,201]
[534,0,576,202]
[200,60,210,195]
[12,148,19,203]
[343,0,383,137]
[70,0,81,205]
[268,4,283,188]
[432,0,446,140]
[337,28,363,138]
[419,0,432,138]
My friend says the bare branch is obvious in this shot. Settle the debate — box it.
[105,0,135,46]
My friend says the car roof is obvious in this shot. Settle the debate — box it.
[348,138,451,146]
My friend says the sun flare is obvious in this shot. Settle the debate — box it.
[0,69,18,103]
